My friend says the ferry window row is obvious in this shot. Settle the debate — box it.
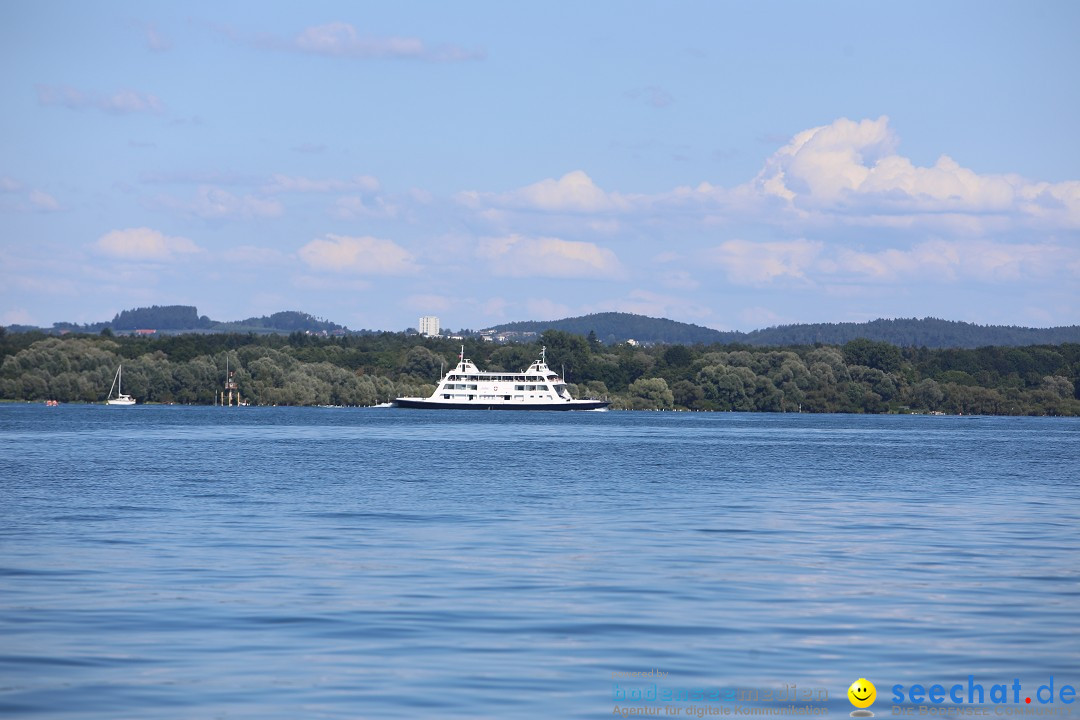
[448,375,558,382]
[444,382,551,391]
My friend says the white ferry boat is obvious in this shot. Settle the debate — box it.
[394,347,609,411]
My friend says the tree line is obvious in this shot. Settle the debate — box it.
[1,327,1078,415]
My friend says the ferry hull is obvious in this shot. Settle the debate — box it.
[394,398,609,411]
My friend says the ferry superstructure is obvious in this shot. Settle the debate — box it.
[394,347,609,411]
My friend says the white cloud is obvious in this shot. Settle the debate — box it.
[833,239,1080,282]
[297,234,418,275]
[659,269,699,290]
[525,298,573,320]
[481,297,508,319]
[0,179,61,212]
[455,117,1079,237]
[708,237,1080,286]
[593,289,714,322]
[262,174,380,194]
[749,116,1080,228]
[37,84,165,115]
[273,22,483,62]
[155,186,283,220]
[477,234,624,278]
[94,227,202,261]
[1,308,36,326]
[710,239,824,285]
[144,23,172,52]
[28,190,60,211]
[333,195,399,220]
[460,171,632,214]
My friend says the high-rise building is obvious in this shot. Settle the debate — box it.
[419,316,440,336]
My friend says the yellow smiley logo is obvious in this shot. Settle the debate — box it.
[848,678,877,709]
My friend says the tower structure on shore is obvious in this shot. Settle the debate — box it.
[419,315,440,336]
[220,356,240,406]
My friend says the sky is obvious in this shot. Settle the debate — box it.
[2,1,1078,332]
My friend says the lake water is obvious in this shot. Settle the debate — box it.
[1,406,1078,719]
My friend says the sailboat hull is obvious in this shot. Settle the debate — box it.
[106,364,137,405]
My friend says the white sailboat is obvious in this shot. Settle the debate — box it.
[106,365,136,406]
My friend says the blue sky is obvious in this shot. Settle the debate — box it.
[2,1,1078,331]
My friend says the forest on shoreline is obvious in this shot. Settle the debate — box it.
[1,328,1078,416]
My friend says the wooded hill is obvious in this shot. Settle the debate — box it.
[7,306,1079,349]
[487,313,1080,348]
[31,305,350,335]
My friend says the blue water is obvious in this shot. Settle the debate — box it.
[1,406,1078,718]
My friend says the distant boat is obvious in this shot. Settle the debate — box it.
[105,365,136,406]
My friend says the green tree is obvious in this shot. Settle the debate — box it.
[672,379,704,410]
[663,344,693,368]
[842,338,902,373]
[627,377,674,410]
[400,346,444,382]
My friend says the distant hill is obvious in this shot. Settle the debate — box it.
[30,305,347,335]
[486,312,1080,348]
[488,312,734,345]
[741,317,1080,348]
[213,310,346,334]
[111,305,212,331]
[8,305,1080,348]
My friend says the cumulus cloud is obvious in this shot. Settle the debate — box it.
[460,170,632,213]
[298,234,418,275]
[477,234,624,278]
[94,227,202,260]
[37,84,165,114]
[265,22,483,62]
[749,115,1080,228]
[458,117,1079,237]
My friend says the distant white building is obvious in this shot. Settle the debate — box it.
[419,315,440,336]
